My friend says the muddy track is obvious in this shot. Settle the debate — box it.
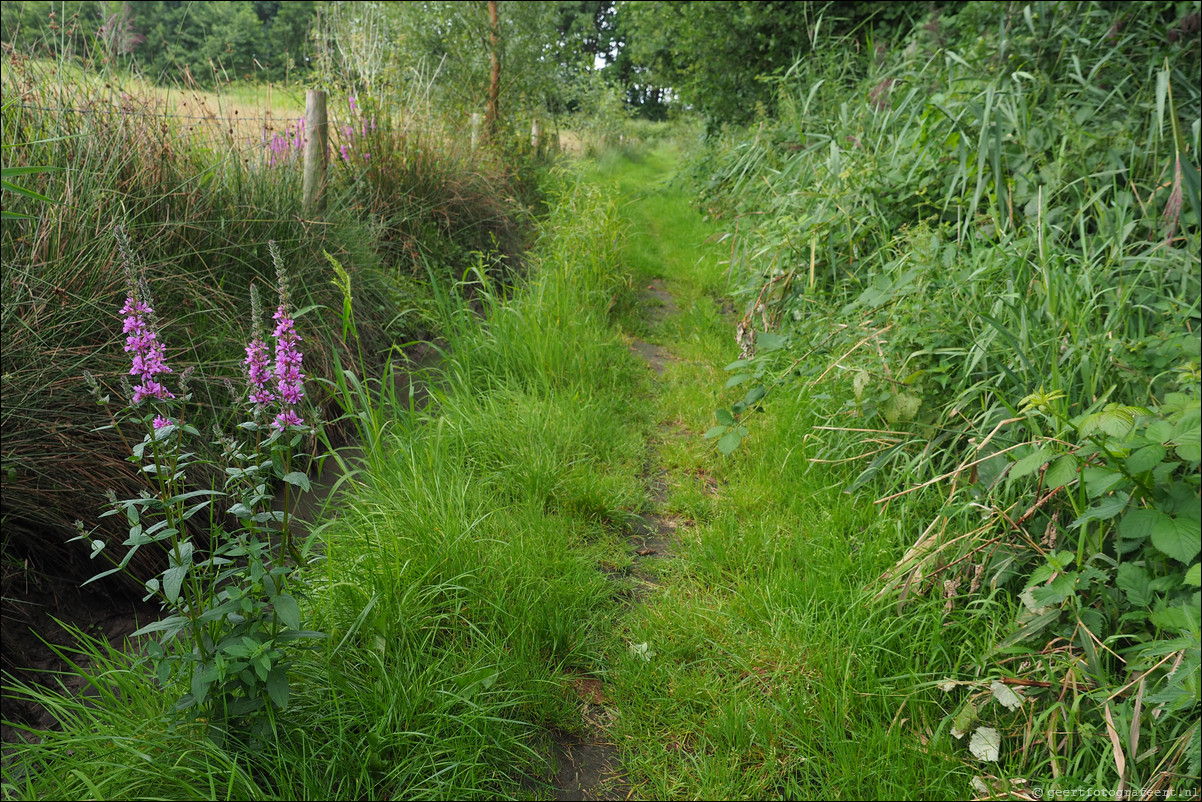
[541,278,681,801]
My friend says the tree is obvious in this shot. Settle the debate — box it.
[617,1,918,125]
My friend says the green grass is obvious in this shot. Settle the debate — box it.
[673,2,1201,793]
[2,169,648,801]
[582,145,974,799]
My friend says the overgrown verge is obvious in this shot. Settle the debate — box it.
[693,2,1200,792]
[0,55,533,676]
[2,175,647,799]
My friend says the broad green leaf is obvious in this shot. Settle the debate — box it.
[282,471,311,492]
[1120,509,1159,543]
[1174,439,1201,463]
[1083,467,1126,499]
[1146,420,1175,445]
[1009,446,1054,482]
[1116,563,1154,607]
[1030,572,1077,608]
[1044,454,1079,489]
[1149,512,1202,564]
[742,385,767,406]
[274,594,301,630]
[1149,603,1200,634]
[1127,444,1167,475]
[191,667,211,707]
[725,373,752,388]
[162,564,188,603]
[266,666,290,709]
[951,700,978,739]
[1070,492,1129,529]
[757,332,786,351]
[717,429,743,455]
[1185,563,1201,588]
[715,408,735,427]
[703,425,727,440]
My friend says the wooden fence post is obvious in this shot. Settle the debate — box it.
[303,90,328,216]
[531,118,541,153]
[470,112,482,150]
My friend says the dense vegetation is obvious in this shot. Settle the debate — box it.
[2,1,1199,798]
[694,0,1201,791]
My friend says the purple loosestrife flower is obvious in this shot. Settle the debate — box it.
[271,304,305,429]
[120,296,175,404]
[268,242,306,431]
[243,284,276,408]
[153,415,173,429]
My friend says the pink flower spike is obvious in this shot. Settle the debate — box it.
[273,409,305,430]
[153,415,172,429]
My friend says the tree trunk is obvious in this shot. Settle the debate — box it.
[486,0,500,138]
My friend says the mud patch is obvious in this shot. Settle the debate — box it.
[545,728,628,802]
[627,338,674,374]
[642,278,676,325]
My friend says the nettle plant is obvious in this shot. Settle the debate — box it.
[77,230,323,735]
[945,380,1201,780]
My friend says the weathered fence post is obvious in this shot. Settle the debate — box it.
[470,112,482,150]
[303,90,328,216]
[531,118,541,152]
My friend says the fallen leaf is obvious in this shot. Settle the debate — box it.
[990,680,1023,711]
[969,726,1001,762]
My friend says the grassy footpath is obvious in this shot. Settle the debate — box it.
[4,146,977,800]
[587,145,974,799]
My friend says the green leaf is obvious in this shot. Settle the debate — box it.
[715,408,735,426]
[191,667,212,707]
[131,615,189,639]
[1149,603,1200,634]
[756,332,786,351]
[1044,454,1079,489]
[266,666,290,709]
[1120,509,1159,543]
[274,594,302,630]
[1185,563,1201,588]
[717,429,743,455]
[951,700,978,739]
[1083,467,1126,499]
[725,374,752,388]
[1127,444,1167,475]
[703,425,727,440]
[1009,446,1054,482]
[742,385,767,406]
[282,471,311,492]
[162,565,188,603]
[1146,420,1175,445]
[1116,563,1154,608]
[1070,492,1129,529]
[1149,512,1202,564]
[1030,572,1077,608]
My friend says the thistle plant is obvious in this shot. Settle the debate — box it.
[77,231,322,737]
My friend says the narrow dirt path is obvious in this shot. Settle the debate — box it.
[544,277,684,801]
